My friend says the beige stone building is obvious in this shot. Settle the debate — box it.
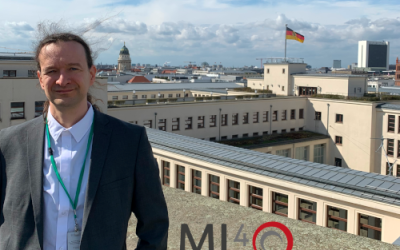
[0,77,108,130]
[247,58,367,97]
[149,128,400,245]
[107,96,391,174]
[0,55,36,77]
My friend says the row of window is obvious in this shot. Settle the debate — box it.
[273,144,326,164]
[112,93,189,100]
[138,109,305,131]
[8,101,45,120]
[160,160,382,241]
[314,112,344,123]
[2,70,36,77]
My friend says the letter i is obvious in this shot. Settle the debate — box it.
[221,224,227,250]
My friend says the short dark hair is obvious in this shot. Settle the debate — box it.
[35,32,93,71]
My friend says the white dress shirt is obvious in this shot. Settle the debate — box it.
[43,104,94,250]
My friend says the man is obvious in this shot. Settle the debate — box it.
[0,33,169,249]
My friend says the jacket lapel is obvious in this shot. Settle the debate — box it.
[27,118,45,249]
[81,109,112,235]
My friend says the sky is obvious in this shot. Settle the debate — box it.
[1,0,400,68]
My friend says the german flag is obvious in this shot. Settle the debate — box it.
[286,27,304,43]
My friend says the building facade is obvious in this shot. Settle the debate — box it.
[149,128,400,245]
[247,59,367,97]
[333,60,341,68]
[0,55,36,78]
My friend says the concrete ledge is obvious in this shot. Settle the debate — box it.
[126,187,400,249]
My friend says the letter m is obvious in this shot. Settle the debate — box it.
[180,224,214,250]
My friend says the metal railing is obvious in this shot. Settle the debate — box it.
[264,58,304,64]
[108,94,277,108]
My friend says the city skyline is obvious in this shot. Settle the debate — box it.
[1,0,400,68]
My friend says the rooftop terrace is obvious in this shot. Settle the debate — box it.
[125,186,400,249]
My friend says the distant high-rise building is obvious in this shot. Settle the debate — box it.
[333,60,341,68]
[358,41,390,70]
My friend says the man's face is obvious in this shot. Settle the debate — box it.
[38,41,96,111]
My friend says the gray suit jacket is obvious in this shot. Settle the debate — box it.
[0,109,169,249]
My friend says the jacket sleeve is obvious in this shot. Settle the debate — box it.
[131,127,169,249]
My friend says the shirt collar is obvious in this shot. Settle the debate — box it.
[47,102,94,143]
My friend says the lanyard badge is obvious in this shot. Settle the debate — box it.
[45,115,94,236]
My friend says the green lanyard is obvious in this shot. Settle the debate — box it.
[45,115,94,232]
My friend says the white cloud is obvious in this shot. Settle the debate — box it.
[2,0,400,67]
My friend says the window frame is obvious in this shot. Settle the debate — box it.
[281,110,287,121]
[336,114,343,123]
[162,161,170,186]
[397,164,400,177]
[272,111,278,121]
[34,101,45,118]
[227,180,240,205]
[158,118,167,131]
[299,109,304,119]
[185,117,192,130]
[232,113,239,125]
[335,136,343,145]
[262,111,268,122]
[143,119,152,128]
[28,70,36,77]
[290,109,296,120]
[272,192,288,217]
[3,70,16,77]
[209,174,220,199]
[172,117,180,131]
[335,157,342,167]
[315,111,321,120]
[386,163,393,175]
[358,213,382,241]
[388,115,395,132]
[192,170,202,194]
[177,165,185,190]
[298,198,317,224]
[387,139,394,157]
[242,112,249,124]
[10,102,25,120]
[198,116,205,129]
[327,206,348,232]
[249,186,263,210]
[209,115,217,127]
[253,112,259,123]
[221,114,228,126]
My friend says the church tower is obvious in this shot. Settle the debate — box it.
[118,42,131,72]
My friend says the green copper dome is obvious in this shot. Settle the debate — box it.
[120,43,130,55]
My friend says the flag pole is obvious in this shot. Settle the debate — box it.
[284,24,287,62]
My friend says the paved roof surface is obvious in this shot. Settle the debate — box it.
[108,82,244,92]
[146,128,400,206]
[126,187,400,249]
